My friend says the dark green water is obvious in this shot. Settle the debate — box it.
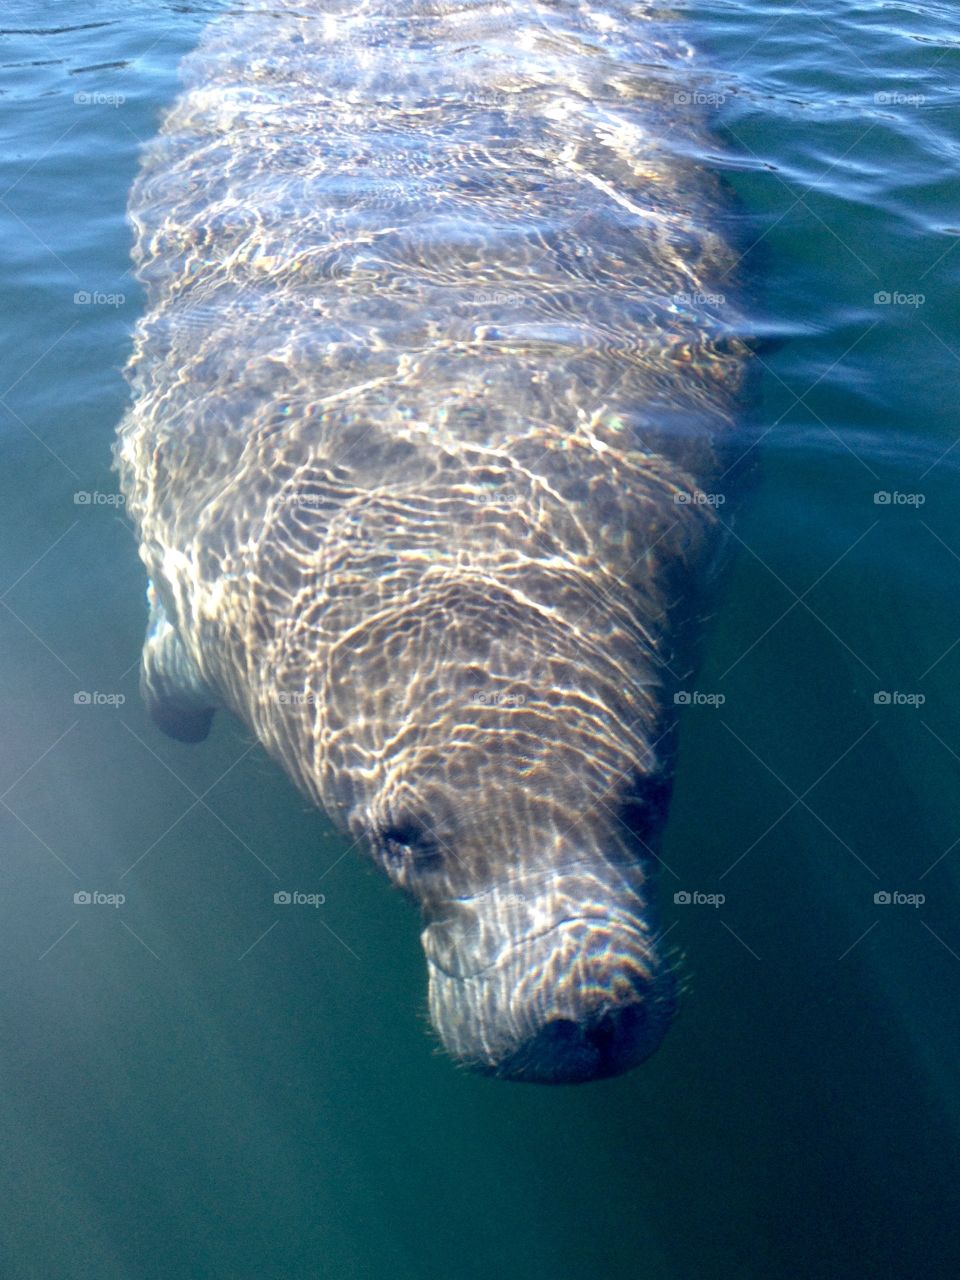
[1,2,959,1277]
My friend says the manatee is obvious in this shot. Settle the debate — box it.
[117,0,746,1082]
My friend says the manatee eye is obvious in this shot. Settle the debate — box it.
[379,820,442,872]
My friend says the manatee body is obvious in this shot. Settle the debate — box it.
[117,0,745,1082]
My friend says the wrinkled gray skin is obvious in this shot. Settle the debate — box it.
[117,0,745,1082]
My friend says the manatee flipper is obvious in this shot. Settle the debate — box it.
[140,583,216,743]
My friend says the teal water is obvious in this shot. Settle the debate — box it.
[1,1,959,1277]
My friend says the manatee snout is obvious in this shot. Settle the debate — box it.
[421,871,675,1084]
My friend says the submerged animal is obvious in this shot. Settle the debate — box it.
[117,0,746,1082]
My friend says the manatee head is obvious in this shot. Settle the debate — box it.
[366,760,676,1085]
[328,580,678,1084]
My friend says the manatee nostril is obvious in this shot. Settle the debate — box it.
[586,1003,652,1068]
[491,1000,667,1084]
[532,1018,583,1056]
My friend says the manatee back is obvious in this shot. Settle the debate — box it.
[116,0,746,789]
